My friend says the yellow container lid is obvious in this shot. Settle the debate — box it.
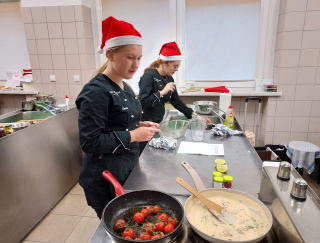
[212,171,222,177]
[223,175,233,182]
[214,176,223,183]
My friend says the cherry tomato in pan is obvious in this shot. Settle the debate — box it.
[154,221,165,232]
[115,219,126,229]
[168,217,178,227]
[134,238,141,241]
[158,213,168,222]
[123,228,135,239]
[141,208,149,217]
[151,234,162,239]
[164,223,175,234]
[153,205,161,214]
[144,222,156,235]
[133,212,145,223]
[124,236,133,240]
[139,232,151,240]
[145,205,153,215]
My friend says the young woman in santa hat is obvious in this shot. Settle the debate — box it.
[138,41,210,153]
[76,16,159,219]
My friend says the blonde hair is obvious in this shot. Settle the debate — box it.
[144,60,171,73]
[92,46,126,77]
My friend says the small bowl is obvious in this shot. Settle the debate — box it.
[159,120,189,139]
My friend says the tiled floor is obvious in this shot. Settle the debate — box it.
[20,171,320,243]
[21,183,100,243]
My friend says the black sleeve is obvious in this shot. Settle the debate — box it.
[139,71,161,108]
[76,86,131,155]
[169,84,194,119]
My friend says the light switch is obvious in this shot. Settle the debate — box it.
[50,75,56,82]
[73,75,80,82]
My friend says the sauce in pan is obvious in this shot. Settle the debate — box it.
[186,190,270,241]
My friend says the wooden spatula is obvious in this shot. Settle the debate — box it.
[176,177,231,224]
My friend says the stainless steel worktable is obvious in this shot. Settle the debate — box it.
[124,130,262,198]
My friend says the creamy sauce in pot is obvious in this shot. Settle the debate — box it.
[186,190,270,241]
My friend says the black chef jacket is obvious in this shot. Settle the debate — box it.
[76,73,141,199]
[139,69,193,123]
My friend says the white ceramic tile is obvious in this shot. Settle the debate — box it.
[295,84,315,100]
[34,23,49,39]
[21,7,32,23]
[274,117,292,131]
[26,39,37,54]
[266,100,276,116]
[52,55,67,69]
[297,67,317,84]
[62,23,77,38]
[279,0,287,15]
[74,6,92,23]
[311,101,320,117]
[76,22,85,38]
[31,7,46,23]
[276,85,296,100]
[64,39,79,54]
[33,83,43,93]
[304,11,320,31]
[86,38,94,54]
[299,49,320,67]
[69,84,84,99]
[50,39,65,55]
[307,0,320,10]
[45,6,61,22]
[84,207,98,218]
[302,30,320,49]
[67,69,82,83]
[36,39,51,55]
[68,183,85,195]
[54,70,68,84]
[277,14,285,33]
[279,31,303,49]
[307,133,320,146]
[41,69,54,84]
[29,55,40,69]
[278,50,300,67]
[309,118,320,132]
[283,12,305,31]
[38,55,53,70]
[313,85,320,100]
[84,22,93,38]
[290,132,308,141]
[263,116,275,132]
[275,32,282,51]
[274,50,281,67]
[42,83,57,96]
[275,100,294,116]
[264,131,274,145]
[60,5,75,22]
[24,24,35,40]
[316,68,320,84]
[293,101,312,116]
[291,117,310,132]
[273,131,291,145]
[77,38,86,54]
[66,55,81,70]
[56,84,70,99]
[81,69,94,84]
[32,69,41,83]
[286,0,307,12]
[277,67,298,84]
[48,23,63,39]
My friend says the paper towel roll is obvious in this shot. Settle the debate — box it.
[219,93,232,116]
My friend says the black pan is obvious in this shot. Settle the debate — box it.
[101,170,184,243]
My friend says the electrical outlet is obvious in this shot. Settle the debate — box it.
[50,75,56,82]
[73,75,80,82]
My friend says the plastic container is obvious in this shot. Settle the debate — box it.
[213,176,223,188]
[224,105,235,130]
[263,84,277,92]
[223,175,233,188]
[212,171,222,178]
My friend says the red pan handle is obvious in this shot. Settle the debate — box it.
[102,170,125,196]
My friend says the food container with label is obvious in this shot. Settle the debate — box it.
[264,84,277,92]
[213,176,223,188]
[223,175,233,188]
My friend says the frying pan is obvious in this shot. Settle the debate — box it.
[179,161,273,243]
[101,170,184,243]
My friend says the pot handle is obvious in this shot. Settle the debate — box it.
[102,170,125,196]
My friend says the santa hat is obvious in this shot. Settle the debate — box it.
[158,41,181,61]
[97,16,142,54]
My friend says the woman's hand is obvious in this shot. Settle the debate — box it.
[138,121,159,128]
[130,126,160,142]
[160,82,175,97]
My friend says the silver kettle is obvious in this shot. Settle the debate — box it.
[22,100,36,111]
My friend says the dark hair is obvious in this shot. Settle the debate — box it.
[144,60,171,73]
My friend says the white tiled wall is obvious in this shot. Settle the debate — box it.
[21,5,95,105]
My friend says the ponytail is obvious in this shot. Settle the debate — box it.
[144,60,171,73]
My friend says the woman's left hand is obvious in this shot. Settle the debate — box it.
[138,121,159,128]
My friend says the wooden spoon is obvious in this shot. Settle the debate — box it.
[176,177,234,224]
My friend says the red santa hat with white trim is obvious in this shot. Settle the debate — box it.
[97,16,142,54]
[158,41,182,61]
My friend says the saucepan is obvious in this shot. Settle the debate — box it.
[101,170,184,243]
[193,101,217,115]
[178,161,273,243]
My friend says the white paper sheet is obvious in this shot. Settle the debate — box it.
[177,141,224,155]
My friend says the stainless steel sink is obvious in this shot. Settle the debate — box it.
[0,111,54,123]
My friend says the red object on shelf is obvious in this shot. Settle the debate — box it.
[204,86,230,93]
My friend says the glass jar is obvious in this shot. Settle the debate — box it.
[213,176,223,188]
[223,175,233,188]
